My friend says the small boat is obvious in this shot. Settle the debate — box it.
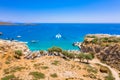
[17,35,21,38]
[56,33,62,39]
[31,40,37,43]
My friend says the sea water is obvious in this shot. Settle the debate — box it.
[0,23,120,51]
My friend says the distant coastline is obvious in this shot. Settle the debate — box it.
[0,21,37,26]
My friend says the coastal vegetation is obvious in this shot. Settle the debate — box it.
[1,74,16,80]
[29,72,45,79]
[77,53,93,63]
[14,50,22,59]
[50,73,58,78]
[48,46,62,53]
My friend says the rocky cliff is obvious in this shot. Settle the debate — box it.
[80,34,120,71]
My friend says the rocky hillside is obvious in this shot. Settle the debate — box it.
[80,34,120,71]
[0,39,114,80]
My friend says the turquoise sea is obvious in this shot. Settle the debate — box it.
[0,23,120,51]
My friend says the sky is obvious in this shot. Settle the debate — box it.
[0,0,120,23]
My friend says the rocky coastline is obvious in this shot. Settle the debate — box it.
[0,34,119,80]
[78,34,120,71]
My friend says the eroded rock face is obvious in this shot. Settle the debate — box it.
[80,34,120,71]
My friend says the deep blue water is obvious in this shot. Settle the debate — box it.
[0,23,120,51]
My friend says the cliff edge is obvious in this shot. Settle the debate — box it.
[81,34,120,71]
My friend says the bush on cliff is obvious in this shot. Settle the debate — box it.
[77,53,93,63]
[62,51,75,59]
[91,38,98,44]
[48,46,62,53]
[14,50,22,59]
[39,50,44,55]
[85,54,93,63]
[77,53,85,62]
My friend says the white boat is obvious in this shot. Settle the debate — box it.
[56,33,62,39]
[31,40,37,43]
[17,35,21,38]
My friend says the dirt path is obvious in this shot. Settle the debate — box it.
[90,59,120,80]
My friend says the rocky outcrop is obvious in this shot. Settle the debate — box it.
[80,34,120,71]
[0,39,30,54]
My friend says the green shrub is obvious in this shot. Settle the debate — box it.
[105,74,115,80]
[4,66,25,74]
[41,66,49,69]
[15,50,22,56]
[92,38,98,44]
[87,35,96,38]
[101,37,109,42]
[85,54,93,63]
[62,51,75,59]
[62,51,69,56]
[1,74,15,80]
[14,50,22,59]
[39,50,44,54]
[5,61,10,64]
[48,46,62,53]
[50,73,58,78]
[77,53,85,62]
[29,72,45,79]
[51,60,60,66]
[87,65,98,74]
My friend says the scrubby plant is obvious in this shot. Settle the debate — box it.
[1,74,15,80]
[62,51,69,56]
[4,66,25,74]
[91,38,98,44]
[29,72,45,79]
[77,53,93,63]
[15,50,22,56]
[87,65,98,74]
[48,46,62,53]
[41,66,49,69]
[87,35,96,38]
[5,61,10,64]
[62,51,75,59]
[39,50,44,55]
[50,73,58,78]
[14,50,22,59]
[51,60,60,66]
[85,53,93,63]
[77,53,85,62]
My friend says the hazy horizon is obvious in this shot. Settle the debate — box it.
[0,0,120,23]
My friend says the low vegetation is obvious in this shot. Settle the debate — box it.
[4,66,25,74]
[51,60,60,66]
[50,73,58,78]
[14,50,22,59]
[86,65,98,74]
[48,46,62,53]
[29,72,45,79]
[62,51,75,59]
[41,66,49,69]
[1,74,15,80]
[77,53,93,63]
